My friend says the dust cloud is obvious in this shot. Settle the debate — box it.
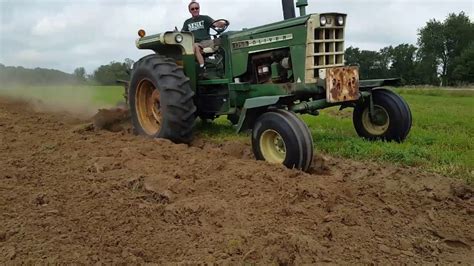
[0,84,123,118]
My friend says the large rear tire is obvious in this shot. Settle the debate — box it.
[353,88,412,142]
[252,110,313,172]
[129,54,196,143]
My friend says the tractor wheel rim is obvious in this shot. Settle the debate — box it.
[362,105,389,135]
[136,79,161,135]
[260,129,286,164]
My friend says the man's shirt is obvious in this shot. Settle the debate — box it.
[182,15,214,43]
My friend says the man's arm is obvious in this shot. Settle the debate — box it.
[207,16,225,28]
[203,16,213,29]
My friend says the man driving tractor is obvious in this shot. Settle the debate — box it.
[182,1,226,72]
[130,0,413,172]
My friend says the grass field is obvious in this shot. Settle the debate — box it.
[314,89,473,182]
[199,88,474,183]
[1,85,472,182]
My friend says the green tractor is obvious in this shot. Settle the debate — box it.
[126,0,412,172]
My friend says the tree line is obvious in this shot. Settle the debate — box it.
[346,12,473,86]
[0,59,134,87]
[1,12,472,87]
[0,64,79,86]
[73,58,134,85]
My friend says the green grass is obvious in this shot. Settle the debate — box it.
[1,85,472,182]
[198,88,474,183]
[311,91,473,181]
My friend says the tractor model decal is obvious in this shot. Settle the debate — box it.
[232,34,293,50]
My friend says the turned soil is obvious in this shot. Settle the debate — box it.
[0,96,473,264]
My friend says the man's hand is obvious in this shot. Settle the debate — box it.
[213,21,226,28]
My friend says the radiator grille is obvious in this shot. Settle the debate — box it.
[313,28,345,68]
[305,15,345,83]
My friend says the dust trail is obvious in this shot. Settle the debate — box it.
[0,84,124,119]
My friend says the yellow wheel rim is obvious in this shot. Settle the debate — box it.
[259,129,286,164]
[361,105,389,135]
[136,79,162,135]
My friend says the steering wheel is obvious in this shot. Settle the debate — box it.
[210,19,229,35]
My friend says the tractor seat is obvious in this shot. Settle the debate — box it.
[202,38,221,54]
[203,47,217,54]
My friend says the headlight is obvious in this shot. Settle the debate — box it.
[175,34,183,43]
[320,16,327,26]
[336,16,344,26]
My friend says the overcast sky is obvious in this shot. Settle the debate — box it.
[0,0,472,74]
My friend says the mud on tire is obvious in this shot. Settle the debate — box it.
[252,110,313,172]
[353,88,412,142]
[129,54,196,143]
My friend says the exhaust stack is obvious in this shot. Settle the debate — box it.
[296,0,308,16]
[281,0,296,20]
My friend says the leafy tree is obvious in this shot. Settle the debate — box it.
[92,60,130,85]
[418,12,473,85]
[345,46,390,80]
[378,47,392,77]
[413,55,438,85]
[124,58,134,70]
[73,67,86,82]
[345,46,361,66]
[417,19,444,85]
[451,43,474,84]
[388,44,418,85]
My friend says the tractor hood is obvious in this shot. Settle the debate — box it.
[224,15,311,39]
[135,31,195,55]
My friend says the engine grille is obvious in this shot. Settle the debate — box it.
[305,15,345,83]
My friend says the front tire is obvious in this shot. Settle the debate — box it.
[353,88,412,142]
[252,110,313,171]
[129,54,196,143]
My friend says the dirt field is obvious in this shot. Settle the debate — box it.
[0,96,473,264]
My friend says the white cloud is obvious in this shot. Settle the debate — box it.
[31,5,105,37]
[15,49,44,63]
[32,17,67,36]
[0,0,472,73]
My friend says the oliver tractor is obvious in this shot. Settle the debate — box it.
[125,0,412,172]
